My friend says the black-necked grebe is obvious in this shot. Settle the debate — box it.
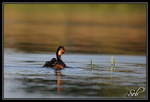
[43,46,66,68]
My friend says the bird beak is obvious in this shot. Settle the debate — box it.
[62,50,65,54]
[58,49,65,55]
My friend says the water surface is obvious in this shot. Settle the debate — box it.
[3,4,147,99]
[4,48,147,99]
[4,4,146,55]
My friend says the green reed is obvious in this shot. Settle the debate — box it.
[110,56,116,72]
[90,59,95,71]
[89,56,116,72]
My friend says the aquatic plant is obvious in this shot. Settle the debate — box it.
[89,56,116,72]
[110,56,116,72]
[90,59,95,71]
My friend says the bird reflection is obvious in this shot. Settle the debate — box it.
[54,68,63,92]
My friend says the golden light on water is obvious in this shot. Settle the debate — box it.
[4,3,147,55]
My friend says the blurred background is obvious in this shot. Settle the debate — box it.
[4,3,147,55]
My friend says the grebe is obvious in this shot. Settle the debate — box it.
[43,46,66,68]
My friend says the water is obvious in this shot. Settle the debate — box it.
[3,4,147,99]
[4,4,146,55]
[3,48,147,99]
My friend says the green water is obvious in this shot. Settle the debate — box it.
[4,3,146,55]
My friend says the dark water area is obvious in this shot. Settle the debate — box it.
[4,4,147,55]
[4,20,146,55]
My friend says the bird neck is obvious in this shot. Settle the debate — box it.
[56,49,62,61]
[57,55,61,61]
